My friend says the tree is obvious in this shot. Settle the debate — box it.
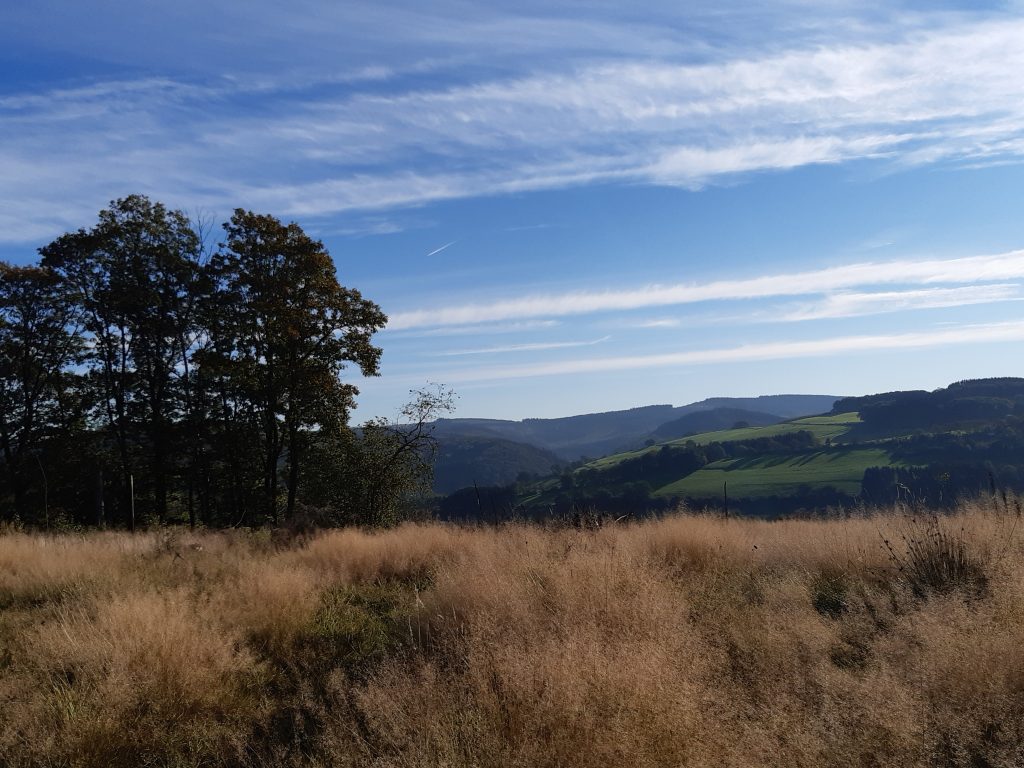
[0,263,83,523]
[354,385,456,526]
[302,385,456,527]
[4,196,410,530]
[208,210,387,523]
[40,196,204,527]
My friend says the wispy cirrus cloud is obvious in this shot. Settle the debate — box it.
[387,251,1024,329]
[631,318,683,329]
[779,284,1023,322]
[388,319,561,338]
[428,320,1024,383]
[435,335,611,357]
[6,14,1024,241]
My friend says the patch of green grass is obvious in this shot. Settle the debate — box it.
[308,584,408,662]
[669,412,861,447]
[654,446,891,499]
[588,412,862,470]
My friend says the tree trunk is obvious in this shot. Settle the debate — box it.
[264,433,281,526]
[95,469,105,529]
[10,470,27,524]
[286,426,300,521]
[153,433,167,525]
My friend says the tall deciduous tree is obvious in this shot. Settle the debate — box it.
[209,210,386,523]
[0,263,83,523]
[39,195,203,526]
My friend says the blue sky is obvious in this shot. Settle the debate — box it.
[3,1,1024,420]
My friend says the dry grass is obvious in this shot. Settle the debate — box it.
[2,500,1024,767]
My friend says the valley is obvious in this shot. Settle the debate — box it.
[432,378,1024,518]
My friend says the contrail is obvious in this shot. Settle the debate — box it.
[426,240,456,257]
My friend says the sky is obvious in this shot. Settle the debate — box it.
[3,1,1024,421]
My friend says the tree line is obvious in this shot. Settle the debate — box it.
[1,195,447,530]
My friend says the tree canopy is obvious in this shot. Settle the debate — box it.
[0,195,434,530]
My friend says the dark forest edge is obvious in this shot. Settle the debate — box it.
[1,194,457,531]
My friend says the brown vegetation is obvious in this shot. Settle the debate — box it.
[2,500,1023,767]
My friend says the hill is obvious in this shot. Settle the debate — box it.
[834,377,1024,435]
[431,394,840,461]
[682,394,840,419]
[432,437,562,494]
[649,407,782,441]
[656,446,893,498]
[431,404,676,461]
[588,413,862,469]
[491,378,1024,518]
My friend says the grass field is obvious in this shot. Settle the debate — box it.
[588,412,862,469]
[667,411,862,446]
[1,500,1022,767]
[655,446,894,498]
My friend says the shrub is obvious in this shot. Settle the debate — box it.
[882,514,988,598]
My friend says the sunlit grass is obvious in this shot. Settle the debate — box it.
[1,498,1022,767]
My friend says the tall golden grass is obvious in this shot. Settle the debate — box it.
[1,499,1023,767]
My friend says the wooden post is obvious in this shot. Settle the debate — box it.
[723,481,729,519]
[129,473,136,532]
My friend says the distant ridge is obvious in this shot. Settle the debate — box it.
[431,394,840,462]
[682,394,841,420]
[491,376,1024,519]
[651,408,783,441]
[432,436,562,495]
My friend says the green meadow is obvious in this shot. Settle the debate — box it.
[654,446,893,499]
[588,412,862,470]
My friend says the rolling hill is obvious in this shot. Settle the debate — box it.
[432,436,562,494]
[654,446,893,499]
[649,407,783,441]
[588,412,862,469]
[430,394,840,461]
[484,378,1024,518]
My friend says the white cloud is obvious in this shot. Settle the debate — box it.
[387,319,560,338]
[7,16,1024,240]
[632,318,683,329]
[435,335,611,356]
[387,251,1024,329]
[431,320,1024,383]
[646,134,909,185]
[780,284,1023,321]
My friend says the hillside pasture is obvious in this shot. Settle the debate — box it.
[588,412,862,469]
[655,446,893,499]
[667,411,862,446]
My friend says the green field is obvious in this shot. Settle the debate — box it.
[653,446,891,499]
[588,412,862,469]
